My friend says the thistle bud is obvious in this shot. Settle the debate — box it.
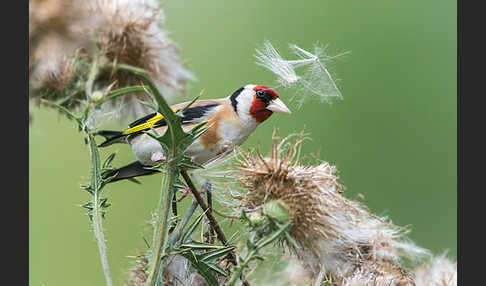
[263,200,290,225]
[248,212,265,227]
[90,90,104,102]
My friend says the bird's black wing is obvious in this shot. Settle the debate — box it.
[95,103,220,147]
[123,104,219,135]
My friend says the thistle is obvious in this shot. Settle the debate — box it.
[86,0,195,119]
[231,131,429,285]
[29,0,194,124]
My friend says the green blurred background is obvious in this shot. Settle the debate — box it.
[29,0,456,285]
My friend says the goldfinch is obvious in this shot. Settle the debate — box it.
[95,84,291,182]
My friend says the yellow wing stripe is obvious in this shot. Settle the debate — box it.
[123,109,178,135]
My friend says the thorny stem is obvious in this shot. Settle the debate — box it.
[43,81,147,286]
[86,132,113,286]
[145,162,178,286]
[180,170,251,286]
[124,65,188,286]
[110,63,183,286]
[82,56,113,286]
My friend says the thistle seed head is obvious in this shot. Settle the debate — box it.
[232,131,428,283]
[29,0,194,123]
[236,131,343,250]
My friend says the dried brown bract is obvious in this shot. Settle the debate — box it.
[236,132,343,250]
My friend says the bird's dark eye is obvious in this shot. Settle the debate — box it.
[256,89,272,106]
[256,89,265,97]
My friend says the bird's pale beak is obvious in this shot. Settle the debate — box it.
[266,98,292,114]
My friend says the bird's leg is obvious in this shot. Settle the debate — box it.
[202,180,216,244]
[175,181,207,202]
[175,187,191,202]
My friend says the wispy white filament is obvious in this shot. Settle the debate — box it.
[255,39,299,87]
[414,253,457,286]
[255,40,348,107]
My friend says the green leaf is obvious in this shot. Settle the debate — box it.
[284,231,300,250]
[240,209,250,223]
[255,222,291,250]
[102,85,147,103]
[198,246,235,262]
[181,210,208,243]
[200,261,228,277]
[180,251,220,286]
[40,99,82,126]
[102,153,117,169]
[180,241,228,250]
[179,95,200,114]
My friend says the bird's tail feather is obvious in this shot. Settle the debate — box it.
[104,161,160,183]
[94,130,127,147]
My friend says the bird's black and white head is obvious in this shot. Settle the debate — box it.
[228,84,291,123]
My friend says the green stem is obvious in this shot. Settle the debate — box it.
[144,163,178,286]
[122,64,182,286]
[87,132,113,286]
[92,192,113,286]
[99,85,148,104]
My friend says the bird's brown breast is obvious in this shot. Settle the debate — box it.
[198,103,239,149]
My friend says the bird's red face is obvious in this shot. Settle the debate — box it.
[249,85,291,123]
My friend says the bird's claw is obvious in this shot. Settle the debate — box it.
[175,186,206,202]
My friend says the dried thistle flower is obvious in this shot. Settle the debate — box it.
[413,254,457,286]
[87,0,195,120]
[212,130,430,284]
[29,0,194,124]
[255,40,347,108]
[29,0,91,97]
